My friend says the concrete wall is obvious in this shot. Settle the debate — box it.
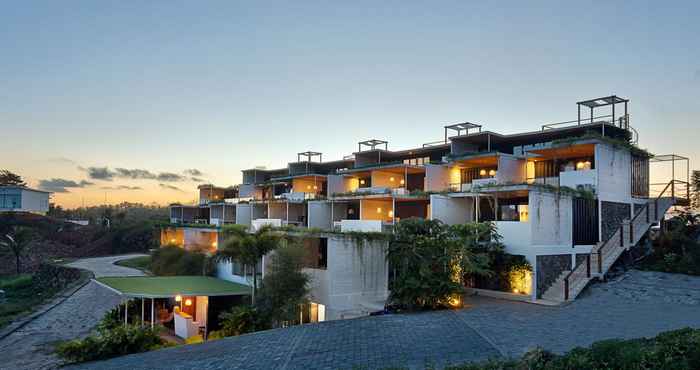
[327,175,359,195]
[496,155,526,184]
[496,221,532,253]
[305,235,389,320]
[370,170,403,189]
[429,195,474,225]
[21,189,49,214]
[339,220,383,232]
[360,199,393,222]
[596,143,632,204]
[235,203,252,227]
[424,164,449,192]
[308,201,350,230]
[529,190,573,247]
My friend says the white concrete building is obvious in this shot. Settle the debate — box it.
[0,186,50,214]
[163,95,687,316]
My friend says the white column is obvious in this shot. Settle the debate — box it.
[124,299,128,326]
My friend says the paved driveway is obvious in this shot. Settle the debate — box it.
[68,270,700,370]
[0,254,147,370]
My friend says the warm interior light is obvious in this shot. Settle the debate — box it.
[170,238,176,243]
[212,241,218,248]
[389,177,395,182]
[313,185,318,190]
[479,169,487,176]
[185,298,192,306]
[175,295,182,302]
[307,185,312,190]
[489,169,497,177]
[360,179,365,185]
[399,179,405,185]
[376,207,382,213]
[513,289,520,294]
[388,210,394,217]
[576,161,585,170]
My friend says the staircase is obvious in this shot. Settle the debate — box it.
[542,181,683,303]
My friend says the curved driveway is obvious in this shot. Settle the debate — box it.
[0,254,147,370]
[68,270,700,370]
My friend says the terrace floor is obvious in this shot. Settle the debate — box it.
[68,269,700,370]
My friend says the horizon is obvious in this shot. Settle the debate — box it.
[1,1,698,209]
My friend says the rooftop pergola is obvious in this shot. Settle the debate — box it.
[358,139,388,152]
[444,122,482,141]
[576,95,629,127]
[297,151,322,163]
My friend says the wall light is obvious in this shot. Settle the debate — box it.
[489,169,497,177]
[576,161,585,170]
[389,177,395,182]
[376,207,382,213]
[212,241,218,248]
[313,185,318,190]
[175,295,182,302]
[399,179,405,185]
[307,185,312,190]
[479,169,487,176]
[360,179,365,185]
[388,210,394,218]
[185,299,192,306]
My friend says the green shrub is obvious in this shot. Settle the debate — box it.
[217,305,265,337]
[55,325,166,364]
[438,328,700,370]
[0,274,33,290]
[150,245,211,276]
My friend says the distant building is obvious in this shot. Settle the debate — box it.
[0,186,51,215]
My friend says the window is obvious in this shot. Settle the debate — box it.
[303,237,328,269]
[402,157,431,166]
[0,192,21,209]
[497,197,529,222]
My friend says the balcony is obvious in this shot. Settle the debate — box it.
[559,169,596,190]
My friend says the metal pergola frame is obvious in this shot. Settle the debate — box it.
[358,139,388,152]
[297,151,322,163]
[444,122,482,141]
[576,95,629,127]
[649,154,690,201]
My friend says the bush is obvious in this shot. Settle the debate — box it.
[55,325,166,364]
[150,245,212,276]
[640,211,700,276]
[439,328,700,370]
[216,305,264,337]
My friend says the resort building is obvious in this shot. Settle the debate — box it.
[164,95,688,320]
[0,186,51,215]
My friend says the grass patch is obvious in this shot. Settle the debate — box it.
[0,267,88,329]
[115,255,152,273]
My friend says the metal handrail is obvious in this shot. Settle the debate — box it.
[542,114,613,130]
[563,179,677,300]
[422,140,447,148]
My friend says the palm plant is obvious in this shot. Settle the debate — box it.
[0,226,34,274]
[215,224,282,304]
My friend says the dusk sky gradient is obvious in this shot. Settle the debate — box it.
[1,1,698,208]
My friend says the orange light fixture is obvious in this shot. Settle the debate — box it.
[389,177,395,182]
[479,169,487,176]
[185,299,192,306]
[175,295,182,302]
[399,179,405,185]
[489,169,496,177]
[376,207,382,213]
[359,179,365,185]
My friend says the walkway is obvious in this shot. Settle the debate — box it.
[0,254,147,370]
[68,269,700,370]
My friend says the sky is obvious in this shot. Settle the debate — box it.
[1,1,698,208]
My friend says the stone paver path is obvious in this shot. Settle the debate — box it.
[0,254,147,370]
[68,269,700,370]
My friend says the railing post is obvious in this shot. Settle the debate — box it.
[598,250,603,273]
[564,278,569,301]
[630,221,634,244]
[646,205,649,223]
[655,199,658,221]
[619,226,624,247]
[586,255,591,278]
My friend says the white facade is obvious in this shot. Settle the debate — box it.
[0,187,50,214]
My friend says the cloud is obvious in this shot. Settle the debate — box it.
[82,166,189,182]
[190,177,205,182]
[100,185,143,190]
[159,183,184,192]
[85,166,116,180]
[156,172,186,182]
[38,178,94,193]
[47,157,76,165]
[114,168,156,180]
[183,169,204,177]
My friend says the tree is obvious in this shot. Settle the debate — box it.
[387,218,498,309]
[0,170,26,187]
[216,225,282,304]
[0,226,35,274]
[692,170,700,210]
[255,243,310,326]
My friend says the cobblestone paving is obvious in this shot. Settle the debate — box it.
[68,270,700,370]
[66,254,148,278]
[0,255,146,370]
[457,270,700,357]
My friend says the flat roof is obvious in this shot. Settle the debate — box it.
[95,276,250,298]
[0,186,51,194]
